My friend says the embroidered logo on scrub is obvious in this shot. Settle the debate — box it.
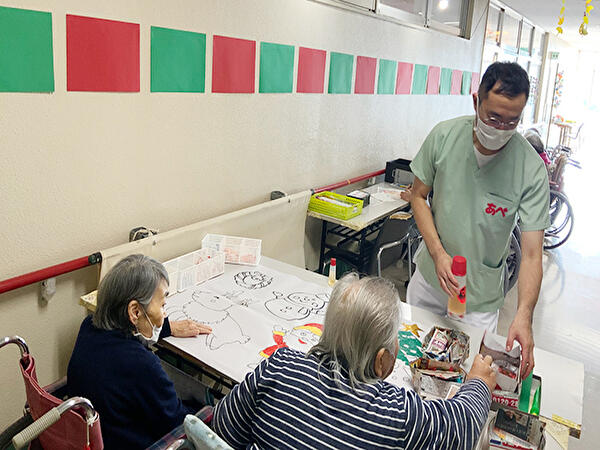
[485,202,508,217]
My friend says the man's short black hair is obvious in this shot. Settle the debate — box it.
[478,62,530,101]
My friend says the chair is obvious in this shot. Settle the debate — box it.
[0,336,103,450]
[371,213,421,280]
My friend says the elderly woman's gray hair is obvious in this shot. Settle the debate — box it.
[308,273,400,387]
[93,254,169,332]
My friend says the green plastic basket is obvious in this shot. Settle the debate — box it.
[308,191,363,220]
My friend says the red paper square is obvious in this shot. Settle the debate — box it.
[66,15,139,92]
[354,56,376,94]
[212,35,255,93]
[450,70,463,95]
[471,72,480,94]
[297,47,326,93]
[395,62,413,95]
[426,66,441,95]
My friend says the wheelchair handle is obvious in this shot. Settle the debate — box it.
[0,336,29,357]
[12,397,97,449]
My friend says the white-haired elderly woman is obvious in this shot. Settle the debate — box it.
[213,273,496,449]
[68,254,212,449]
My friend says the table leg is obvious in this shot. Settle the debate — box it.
[318,221,328,274]
[358,228,368,273]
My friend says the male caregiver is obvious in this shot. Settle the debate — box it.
[407,62,549,379]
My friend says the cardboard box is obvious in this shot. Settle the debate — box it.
[422,326,470,366]
[480,331,522,406]
[410,326,470,399]
[489,403,546,449]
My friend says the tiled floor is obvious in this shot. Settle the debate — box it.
[385,128,599,448]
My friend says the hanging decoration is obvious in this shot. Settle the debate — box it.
[579,0,594,35]
[557,0,566,34]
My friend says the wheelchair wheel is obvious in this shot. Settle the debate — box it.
[544,190,574,250]
[504,227,521,295]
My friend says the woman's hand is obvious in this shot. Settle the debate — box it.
[467,354,497,394]
[170,320,212,338]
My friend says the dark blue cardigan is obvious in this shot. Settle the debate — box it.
[67,316,194,449]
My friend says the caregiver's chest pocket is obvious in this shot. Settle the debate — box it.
[477,192,517,264]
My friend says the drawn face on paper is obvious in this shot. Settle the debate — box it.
[191,291,232,311]
[287,292,328,311]
[292,329,321,347]
[234,271,273,290]
[264,292,310,321]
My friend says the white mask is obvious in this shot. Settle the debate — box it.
[474,99,517,151]
[134,307,163,346]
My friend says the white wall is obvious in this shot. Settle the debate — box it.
[0,0,487,425]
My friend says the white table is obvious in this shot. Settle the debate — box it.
[83,255,582,444]
[308,182,409,273]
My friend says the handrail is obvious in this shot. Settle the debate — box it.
[1,169,385,296]
[0,253,102,295]
[313,169,385,194]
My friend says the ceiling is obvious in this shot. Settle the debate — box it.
[499,0,600,51]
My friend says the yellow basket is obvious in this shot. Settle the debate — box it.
[308,191,363,220]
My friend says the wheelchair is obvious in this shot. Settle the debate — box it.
[0,336,102,450]
[0,336,216,450]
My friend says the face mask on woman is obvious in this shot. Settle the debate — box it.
[134,307,163,346]
[474,98,517,151]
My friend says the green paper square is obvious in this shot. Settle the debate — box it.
[328,52,353,94]
[0,6,54,92]
[411,64,428,95]
[462,71,472,95]
[440,68,452,95]
[259,42,294,93]
[151,26,206,92]
[377,59,396,95]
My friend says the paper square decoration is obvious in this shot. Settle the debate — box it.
[412,64,428,95]
[328,52,353,94]
[462,71,472,95]
[151,26,206,92]
[355,56,376,94]
[377,59,396,95]
[0,6,54,92]
[66,14,140,92]
[297,47,326,93]
[439,68,452,95]
[396,62,413,95]
[471,72,480,94]
[259,42,294,93]
[426,66,441,95]
[450,70,463,95]
[212,35,256,93]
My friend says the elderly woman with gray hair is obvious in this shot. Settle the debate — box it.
[213,273,496,449]
[67,254,212,449]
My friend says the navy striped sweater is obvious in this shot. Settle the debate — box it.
[214,347,491,450]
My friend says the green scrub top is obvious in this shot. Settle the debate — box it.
[410,116,550,313]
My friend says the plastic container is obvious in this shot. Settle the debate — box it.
[328,257,336,286]
[447,255,467,319]
[164,247,226,293]
[308,191,363,220]
[202,234,261,265]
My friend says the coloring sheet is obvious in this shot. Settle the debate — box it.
[164,261,461,393]
[164,263,332,382]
